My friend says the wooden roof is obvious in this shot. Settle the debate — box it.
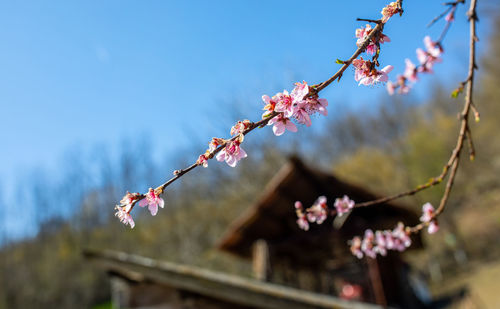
[84,249,383,309]
[218,156,422,258]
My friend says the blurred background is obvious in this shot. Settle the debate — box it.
[0,0,499,308]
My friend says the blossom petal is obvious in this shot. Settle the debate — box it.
[273,122,285,136]
[285,121,298,132]
[215,151,226,162]
[149,203,158,216]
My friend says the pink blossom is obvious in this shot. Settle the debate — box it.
[293,105,312,127]
[115,205,135,228]
[359,65,393,85]
[420,202,439,234]
[416,37,442,73]
[290,81,309,102]
[334,195,355,217]
[294,201,310,231]
[404,59,418,82]
[120,191,140,207]
[196,153,209,168]
[306,97,328,116]
[261,94,277,119]
[355,24,390,55]
[361,230,376,258]
[297,214,310,231]
[374,231,387,256]
[268,114,297,136]
[293,94,328,121]
[139,188,165,216]
[350,236,364,259]
[424,36,443,58]
[209,137,226,152]
[230,120,252,136]
[387,75,411,95]
[392,222,412,250]
[420,202,434,222]
[428,221,439,234]
[306,196,328,224]
[381,2,400,23]
[116,191,140,228]
[273,90,295,118]
[353,58,393,86]
[349,222,412,259]
[216,139,247,167]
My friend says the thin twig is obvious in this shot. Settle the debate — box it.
[408,0,478,234]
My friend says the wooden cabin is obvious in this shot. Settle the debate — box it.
[218,157,425,308]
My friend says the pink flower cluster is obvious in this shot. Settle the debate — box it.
[353,57,393,86]
[349,222,412,259]
[420,202,439,234]
[262,81,328,136]
[197,122,250,168]
[294,197,328,231]
[387,36,444,95]
[350,2,402,87]
[115,190,166,228]
[294,195,355,231]
[355,24,390,55]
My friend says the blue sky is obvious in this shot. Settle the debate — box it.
[0,1,494,204]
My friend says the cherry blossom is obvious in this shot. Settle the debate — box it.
[306,196,328,224]
[387,36,445,95]
[295,201,310,231]
[292,105,312,127]
[120,191,140,207]
[297,215,310,231]
[209,137,226,152]
[417,36,443,73]
[304,96,328,116]
[350,236,364,259]
[355,24,390,55]
[334,195,355,217]
[267,113,297,136]
[139,188,165,216]
[404,59,418,82]
[196,153,209,168]
[216,136,247,167]
[115,191,141,228]
[353,57,393,86]
[115,205,135,228]
[361,229,377,258]
[230,120,252,136]
[272,90,295,117]
[420,202,439,234]
[261,95,277,119]
[290,81,310,102]
[381,2,400,23]
[349,222,412,259]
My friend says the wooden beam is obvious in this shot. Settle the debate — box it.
[85,249,383,309]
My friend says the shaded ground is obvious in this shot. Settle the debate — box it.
[431,259,500,308]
